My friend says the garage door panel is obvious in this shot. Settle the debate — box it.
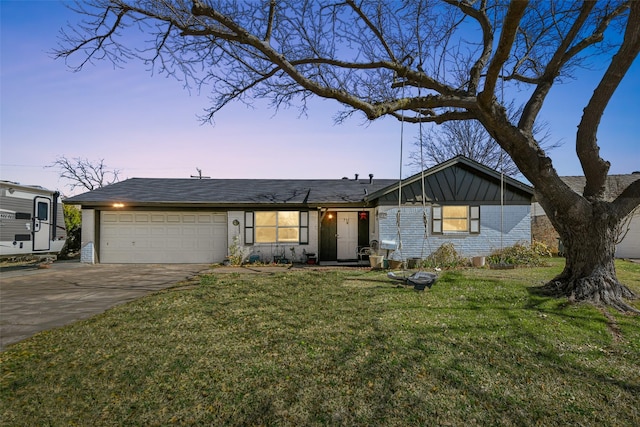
[102,213,118,222]
[616,214,639,258]
[180,240,196,249]
[134,226,150,237]
[151,226,166,236]
[182,228,196,237]
[196,242,213,251]
[196,227,215,237]
[149,239,167,249]
[133,239,149,249]
[165,227,180,237]
[101,212,227,263]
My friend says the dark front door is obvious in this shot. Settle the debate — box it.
[319,211,337,261]
[358,211,370,248]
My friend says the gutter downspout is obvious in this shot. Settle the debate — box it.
[52,191,60,240]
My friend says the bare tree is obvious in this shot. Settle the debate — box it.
[49,156,120,191]
[408,107,556,177]
[55,1,640,311]
[409,119,520,176]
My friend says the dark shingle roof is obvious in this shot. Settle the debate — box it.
[64,178,398,207]
[560,174,640,201]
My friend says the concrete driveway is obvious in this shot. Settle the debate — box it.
[0,261,210,351]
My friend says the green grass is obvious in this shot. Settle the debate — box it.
[1,259,639,426]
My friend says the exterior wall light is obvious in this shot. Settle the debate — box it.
[112,203,125,208]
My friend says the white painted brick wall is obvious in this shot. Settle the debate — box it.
[80,209,95,263]
[80,242,95,264]
[378,205,531,259]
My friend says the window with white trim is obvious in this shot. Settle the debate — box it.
[245,211,309,244]
[432,205,480,234]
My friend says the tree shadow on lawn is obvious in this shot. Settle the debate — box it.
[211,268,637,425]
[404,324,640,425]
[406,314,637,421]
[168,271,640,425]
[395,272,637,402]
[323,296,638,424]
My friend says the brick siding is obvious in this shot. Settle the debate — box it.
[378,205,531,259]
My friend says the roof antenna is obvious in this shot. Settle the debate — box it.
[191,168,210,179]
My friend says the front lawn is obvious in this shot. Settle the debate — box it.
[1,259,639,426]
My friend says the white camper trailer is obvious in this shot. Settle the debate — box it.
[0,181,67,257]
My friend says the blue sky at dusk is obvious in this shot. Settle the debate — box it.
[1,1,638,196]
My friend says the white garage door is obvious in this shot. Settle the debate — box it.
[100,211,227,263]
[616,213,640,259]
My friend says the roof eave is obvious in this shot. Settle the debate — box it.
[66,201,373,209]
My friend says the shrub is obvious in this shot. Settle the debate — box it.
[227,235,247,266]
[422,243,468,269]
[487,241,552,267]
[58,204,81,259]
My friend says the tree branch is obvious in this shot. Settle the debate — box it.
[611,178,640,220]
[518,1,595,132]
[392,67,466,96]
[480,0,528,105]
[264,0,276,43]
[390,109,476,124]
[55,5,131,70]
[345,0,398,64]
[443,0,493,94]
[188,1,389,118]
[577,1,639,200]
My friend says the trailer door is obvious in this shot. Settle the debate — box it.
[33,196,51,251]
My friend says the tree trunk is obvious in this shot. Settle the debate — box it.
[542,204,638,313]
[480,101,640,314]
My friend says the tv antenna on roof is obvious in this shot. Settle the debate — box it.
[190,168,210,179]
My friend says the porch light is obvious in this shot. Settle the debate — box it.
[112,203,125,208]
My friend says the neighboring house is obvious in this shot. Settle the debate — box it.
[65,156,534,264]
[531,173,640,258]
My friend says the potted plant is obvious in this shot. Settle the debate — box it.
[369,249,384,269]
[388,257,403,270]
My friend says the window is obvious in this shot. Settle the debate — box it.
[37,202,48,220]
[245,211,309,244]
[432,205,480,234]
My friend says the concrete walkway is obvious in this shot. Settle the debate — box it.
[0,261,210,351]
